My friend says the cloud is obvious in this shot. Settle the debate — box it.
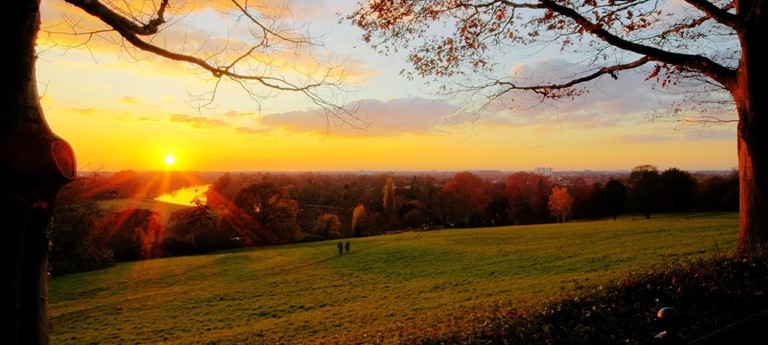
[168,114,229,129]
[235,126,271,134]
[611,124,735,144]
[682,127,736,140]
[610,134,677,144]
[476,59,669,130]
[121,97,141,105]
[257,97,458,137]
[223,110,259,118]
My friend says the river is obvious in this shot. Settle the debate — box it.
[154,184,211,206]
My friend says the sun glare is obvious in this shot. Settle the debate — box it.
[164,155,176,166]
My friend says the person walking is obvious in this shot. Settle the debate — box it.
[345,241,350,253]
[337,241,343,255]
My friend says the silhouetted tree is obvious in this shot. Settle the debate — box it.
[698,171,739,212]
[485,182,511,226]
[164,200,232,255]
[627,165,661,219]
[602,178,628,220]
[95,209,164,262]
[49,179,113,277]
[231,183,301,245]
[660,168,699,212]
[383,177,396,215]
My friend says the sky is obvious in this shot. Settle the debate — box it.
[36,0,737,173]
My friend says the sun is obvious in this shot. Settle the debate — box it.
[164,154,176,166]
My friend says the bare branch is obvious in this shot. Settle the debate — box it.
[682,0,740,28]
[495,56,652,97]
[659,2,734,37]
[539,0,736,88]
[60,0,366,130]
[64,0,169,35]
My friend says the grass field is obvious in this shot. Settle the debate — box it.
[48,213,739,344]
[98,198,192,224]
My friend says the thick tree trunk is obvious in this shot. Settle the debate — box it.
[736,120,768,253]
[1,1,77,344]
[734,6,768,254]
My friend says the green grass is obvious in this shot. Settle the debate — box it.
[98,198,191,224]
[48,213,738,344]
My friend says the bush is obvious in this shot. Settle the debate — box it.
[419,251,768,345]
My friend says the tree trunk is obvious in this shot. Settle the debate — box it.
[734,7,768,254]
[1,1,77,344]
[736,120,768,253]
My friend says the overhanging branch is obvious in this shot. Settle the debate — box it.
[494,56,651,97]
[538,0,736,89]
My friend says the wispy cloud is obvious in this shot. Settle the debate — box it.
[258,97,458,137]
[223,110,259,118]
[168,114,229,129]
[235,126,271,134]
[474,59,668,129]
[611,134,677,144]
[120,96,141,105]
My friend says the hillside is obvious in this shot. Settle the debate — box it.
[48,213,738,344]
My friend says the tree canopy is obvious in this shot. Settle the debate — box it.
[349,0,766,252]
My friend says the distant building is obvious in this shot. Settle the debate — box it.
[535,167,553,178]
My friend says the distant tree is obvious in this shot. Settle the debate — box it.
[206,172,234,209]
[697,171,739,212]
[660,168,699,212]
[548,186,574,223]
[95,209,164,262]
[567,177,596,220]
[627,165,661,219]
[314,213,342,239]
[383,177,396,214]
[485,182,511,226]
[441,172,491,226]
[348,0,767,254]
[164,199,232,255]
[400,200,428,229]
[49,179,114,277]
[505,172,552,225]
[231,183,302,245]
[351,204,366,237]
[602,178,628,220]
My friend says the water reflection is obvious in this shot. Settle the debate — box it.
[155,184,210,206]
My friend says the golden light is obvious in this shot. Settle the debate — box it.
[164,154,176,166]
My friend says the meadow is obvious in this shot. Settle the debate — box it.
[98,198,191,224]
[48,213,738,344]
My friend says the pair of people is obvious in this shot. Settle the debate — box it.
[337,241,350,255]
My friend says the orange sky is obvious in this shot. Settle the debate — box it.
[36,0,737,173]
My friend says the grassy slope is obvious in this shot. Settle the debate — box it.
[48,213,738,344]
[98,198,191,224]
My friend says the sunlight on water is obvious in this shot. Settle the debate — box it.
[154,184,211,206]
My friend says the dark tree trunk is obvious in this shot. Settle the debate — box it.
[734,5,768,253]
[1,1,77,344]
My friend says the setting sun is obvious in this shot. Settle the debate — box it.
[164,155,176,166]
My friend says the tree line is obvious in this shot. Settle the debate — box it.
[49,166,738,276]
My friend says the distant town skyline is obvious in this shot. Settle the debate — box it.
[38,0,737,173]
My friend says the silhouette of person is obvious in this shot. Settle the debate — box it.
[345,241,350,253]
[337,241,343,255]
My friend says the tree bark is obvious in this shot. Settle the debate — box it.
[1,1,77,344]
[734,6,768,254]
